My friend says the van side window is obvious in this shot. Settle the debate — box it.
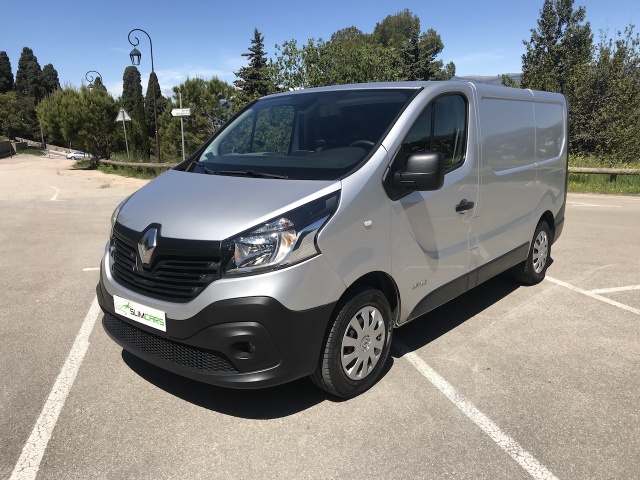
[402,94,467,171]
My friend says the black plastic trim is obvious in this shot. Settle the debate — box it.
[97,278,335,389]
[404,243,529,324]
[476,243,529,286]
[406,274,469,323]
[554,203,565,244]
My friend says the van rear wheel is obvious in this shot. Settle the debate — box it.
[513,221,551,285]
[311,287,393,398]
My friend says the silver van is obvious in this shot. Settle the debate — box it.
[98,81,567,398]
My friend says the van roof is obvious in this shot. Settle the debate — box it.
[263,81,566,104]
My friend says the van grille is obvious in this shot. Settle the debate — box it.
[104,313,237,373]
[111,224,221,303]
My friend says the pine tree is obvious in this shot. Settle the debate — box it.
[234,28,275,106]
[121,66,149,157]
[15,47,43,102]
[144,72,166,138]
[521,0,592,93]
[41,64,60,96]
[91,76,108,93]
[521,0,593,154]
[0,52,14,94]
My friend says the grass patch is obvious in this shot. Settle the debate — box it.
[19,148,46,156]
[568,155,640,195]
[97,163,159,180]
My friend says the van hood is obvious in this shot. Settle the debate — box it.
[116,170,340,241]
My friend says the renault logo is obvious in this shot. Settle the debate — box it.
[138,228,157,265]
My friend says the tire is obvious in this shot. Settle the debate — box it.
[311,286,393,398]
[513,221,551,285]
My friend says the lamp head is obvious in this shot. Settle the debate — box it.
[129,47,142,65]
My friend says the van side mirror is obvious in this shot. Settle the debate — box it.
[393,152,445,191]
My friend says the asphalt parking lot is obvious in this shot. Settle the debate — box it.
[1,154,638,479]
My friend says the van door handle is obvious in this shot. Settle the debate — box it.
[455,199,474,213]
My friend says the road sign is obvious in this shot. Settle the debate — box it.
[171,108,191,117]
[116,109,131,122]
[115,109,131,122]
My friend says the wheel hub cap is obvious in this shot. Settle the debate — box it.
[533,230,549,274]
[361,335,371,352]
[341,306,386,380]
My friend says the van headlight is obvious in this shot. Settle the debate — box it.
[222,191,339,276]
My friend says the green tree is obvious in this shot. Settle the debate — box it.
[272,39,319,90]
[330,26,370,44]
[15,47,43,102]
[234,28,275,107]
[373,9,420,50]
[41,63,60,96]
[159,76,235,160]
[37,88,83,147]
[500,74,519,88]
[121,66,149,157]
[0,92,22,138]
[521,0,592,92]
[37,86,118,157]
[0,51,14,93]
[144,71,167,141]
[522,0,593,154]
[91,76,108,93]
[373,9,455,80]
[572,26,640,161]
[273,37,404,90]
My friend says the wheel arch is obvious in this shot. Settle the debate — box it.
[539,210,555,242]
[342,271,400,326]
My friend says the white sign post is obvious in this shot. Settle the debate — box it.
[170,108,191,117]
[115,109,132,159]
[171,104,191,160]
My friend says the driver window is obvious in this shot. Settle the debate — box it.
[402,94,467,171]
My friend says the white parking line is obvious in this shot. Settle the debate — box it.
[10,297,100,480]
[82,267,100,272]
[546,276,640,316]
[589,285,640,294]
[567,202,621,208]
[47,186,60,201]
[395,340,558,480]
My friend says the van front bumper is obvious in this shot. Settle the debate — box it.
[97,279,335,389]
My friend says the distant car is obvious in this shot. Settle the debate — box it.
[66,151,88,160]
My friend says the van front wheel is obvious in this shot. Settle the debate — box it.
[513,221,551,285]
[311,287,393,398]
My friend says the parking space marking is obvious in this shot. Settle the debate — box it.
[546,276,640,316]
[82,267,100,272]
[47,186,60,201]
[10,297,100,480]
[566,202,621,208]
[589,285,640,294]
[395,340,558,480]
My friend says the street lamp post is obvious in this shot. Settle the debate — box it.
[85,70,102,90]
[128,28,160,162]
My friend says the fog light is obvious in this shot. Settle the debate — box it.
[231,341,256,359]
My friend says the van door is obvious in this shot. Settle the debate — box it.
[390,92,479,324]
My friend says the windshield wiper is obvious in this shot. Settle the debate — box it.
[191,160,215,175]
[216,170,289,179]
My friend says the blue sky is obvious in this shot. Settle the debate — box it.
[1,0,637,100]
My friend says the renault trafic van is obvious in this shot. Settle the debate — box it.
[98,81,567,398]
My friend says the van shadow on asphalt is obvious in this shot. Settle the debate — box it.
[122,349,394,418]
[120,263,549,418]
[391,269,538,356]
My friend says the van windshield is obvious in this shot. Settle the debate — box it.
[193,89,416,180]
